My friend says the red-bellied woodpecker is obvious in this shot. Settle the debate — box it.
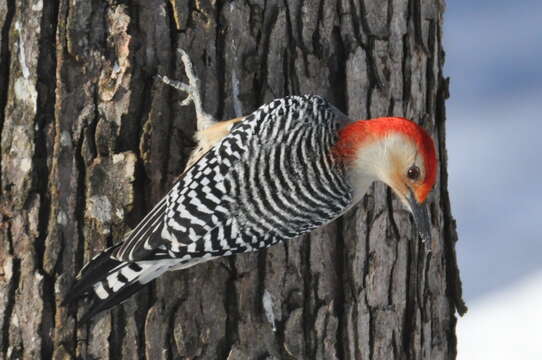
[64,50,438,321]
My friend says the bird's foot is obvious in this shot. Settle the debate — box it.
[158,48,217,129]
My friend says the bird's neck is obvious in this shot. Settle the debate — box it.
[343,166,376,208]
[334,119,391,206]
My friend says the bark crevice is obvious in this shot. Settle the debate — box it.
[1,256,19,359]
[35,2,59,357]
[0,0,16,197]
[334,217,346,360]
[221,258,239,358]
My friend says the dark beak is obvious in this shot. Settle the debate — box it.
[408,190,431,244]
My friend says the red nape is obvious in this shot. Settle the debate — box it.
[334,117,437,202]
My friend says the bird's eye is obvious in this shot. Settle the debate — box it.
[407,166,420,181]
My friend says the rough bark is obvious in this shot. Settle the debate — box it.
[0,0,465,359]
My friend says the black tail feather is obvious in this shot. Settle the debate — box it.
[79,281,149,324]
[63,244,155,323]
[62,245,121,306]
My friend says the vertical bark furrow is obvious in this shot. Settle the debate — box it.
[0,0,16,198]
[35,2,60,359]
[1,256,19,359]
[0,2,16,355]
[334,217,347,359]
[301,236,313,357]
[221,259,240,359]
[214,1,226,121]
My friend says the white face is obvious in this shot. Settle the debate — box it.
[349,132,426,207]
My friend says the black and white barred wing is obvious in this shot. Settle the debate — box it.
[111,116,250,263]
[114,95,351,262]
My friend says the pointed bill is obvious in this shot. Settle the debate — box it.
[408,189,432,245]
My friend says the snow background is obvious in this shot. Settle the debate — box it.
[444,1,542,358]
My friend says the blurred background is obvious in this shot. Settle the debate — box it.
[444,1,542,358]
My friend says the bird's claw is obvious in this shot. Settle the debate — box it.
[157,48,217,130]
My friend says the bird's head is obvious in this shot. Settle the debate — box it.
[334,117,438,241]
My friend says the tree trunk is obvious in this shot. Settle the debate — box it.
[0,0,465,359]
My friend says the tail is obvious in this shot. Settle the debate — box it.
[63,245,172,322]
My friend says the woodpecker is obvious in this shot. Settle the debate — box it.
[64,53,437,322]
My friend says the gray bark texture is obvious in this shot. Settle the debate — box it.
[0,0,465,359]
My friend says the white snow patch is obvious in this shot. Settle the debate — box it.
[32,0,43,12]
[11,313,19,327]
[60,131,72,147]
[113,62,121,74]
[115,208,124,219]
[88,195,112,224]
[112,153,125,164]
[14,77,38,112]
[231,65,243,117]
[263,289,276,332]
[57,210,68,226]
[19,158,32,173]
[3,256,13,281]
[457,271,542,360]
[14,21,30,78]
